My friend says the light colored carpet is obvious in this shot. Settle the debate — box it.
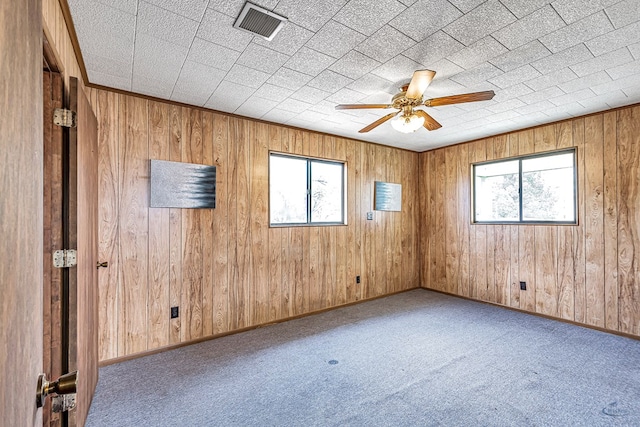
[86,289,640,426]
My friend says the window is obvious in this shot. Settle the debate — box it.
[473,149,576,224]
[269,153,345,226]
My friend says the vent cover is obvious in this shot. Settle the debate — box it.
[233,2,287,41]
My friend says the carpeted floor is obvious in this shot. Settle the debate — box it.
[86,289,640,426]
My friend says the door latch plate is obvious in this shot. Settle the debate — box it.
[52,394,76,413]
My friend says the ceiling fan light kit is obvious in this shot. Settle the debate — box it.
[335,69,495,135]
[391,113,424,133]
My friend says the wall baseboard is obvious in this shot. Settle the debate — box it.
[421,286,640,342]
[99,287,421,367]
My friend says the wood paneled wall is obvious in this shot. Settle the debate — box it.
[88,88,420,361]
[419,105,640,337]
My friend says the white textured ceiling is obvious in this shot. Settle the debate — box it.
[67,0,640,151]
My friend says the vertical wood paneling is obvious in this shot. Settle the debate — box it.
[374,145,387,297]
[236,119,252,328]
[95,90,120,360]
[556,121,575,320]
[535,226,558,316]
[119,95,149,355]
[493,135,511,305]
[602,112,618,330]
[201,112,215,337]
[147,101,170,349]
[362,144,375,298]
[386,148,399,293]
[584,115,605,327]
[617,106,640,335]
[354,142,364,300]
[345,139,359,302]
[280,130,293,316]
[251,122,269,325]
[419,105,640,340]
[534,126,558,317]
[518,130,536,312]
[322,137,337,306]
[402,150,417,290]
[181,108,203,340]
[94,84,640,364]
[307,132,322,310]
[484,139,496,303]
[419,153,430,287]
[573,118,587,324]
[268,125,282,321]
[445,146,458,295]
[493,136,510,306]
[335,139,348,303]
[507,134,520,309]
[434,149,447,291]
[212,114,230,333]
[168,105,182,344]
[298,131,311,314]
[227,119,239,330]
[471,141,487,300]
[457,144,470,298]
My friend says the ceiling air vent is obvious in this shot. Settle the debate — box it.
[233,2,287,41]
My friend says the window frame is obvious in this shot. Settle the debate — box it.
[269,151,347,227]
[471,148,578,225]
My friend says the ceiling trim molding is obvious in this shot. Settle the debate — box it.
[58,0,89,85]
[429,100,640,154]
[85,81,419,154]
[86,82,640,154]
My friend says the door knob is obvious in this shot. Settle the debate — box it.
[36,371,78,408]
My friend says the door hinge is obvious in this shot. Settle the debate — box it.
[53,249,77,268]
[52,394,76,413]
[53,108,77,128]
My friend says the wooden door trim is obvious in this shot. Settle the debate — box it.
[43,69,65,427]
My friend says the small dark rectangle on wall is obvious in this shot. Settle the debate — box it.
[150,159,216,208]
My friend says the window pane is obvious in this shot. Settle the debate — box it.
[522,153,575,221]
[474,160,519,221]
[310,161,343,223]
[270,156,308,224]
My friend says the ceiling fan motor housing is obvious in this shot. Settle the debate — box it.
[391,91,423,111]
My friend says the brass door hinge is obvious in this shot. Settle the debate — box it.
[53,108,77,128]
[53,249,77,268]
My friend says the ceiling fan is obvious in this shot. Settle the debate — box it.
[335,70,495,134]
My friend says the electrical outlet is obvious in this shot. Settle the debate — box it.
[356,276,361,284]
[520,281,526,291]
[367,212,373,220]
[171,306,179,319]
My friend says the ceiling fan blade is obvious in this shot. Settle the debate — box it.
[414,110,442,131]
[358,112,399,133]
[335,104,392,110]
[405,69,436,100]
[423,90,495,107]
